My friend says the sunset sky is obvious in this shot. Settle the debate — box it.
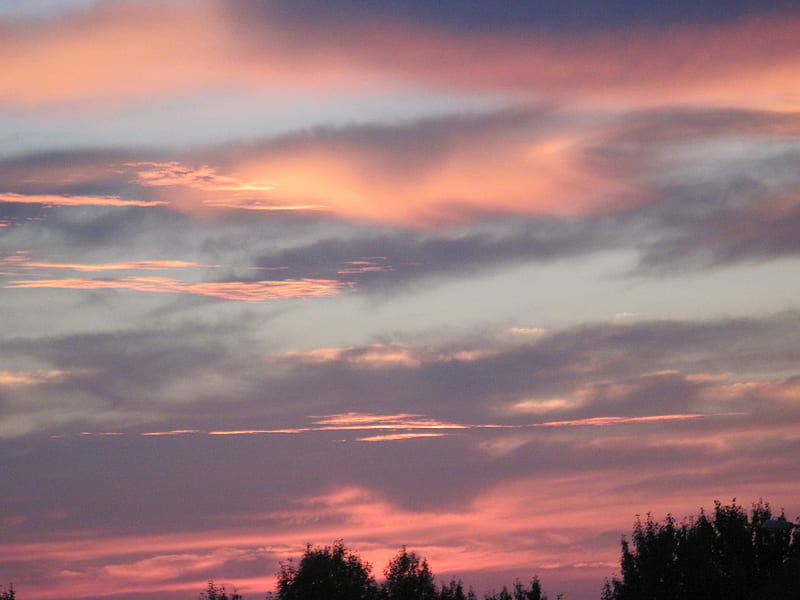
[2,1,800,599]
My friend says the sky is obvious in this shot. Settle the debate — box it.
[1,1,800,598]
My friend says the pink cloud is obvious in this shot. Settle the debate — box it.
[0,192,164,207]
[0,370,71,387]
[536,414,711,427]
[3,2,800,110]
[1,253,216,272]
[356,432,450,442]
[279,344,498,367]
[5,276,353,301]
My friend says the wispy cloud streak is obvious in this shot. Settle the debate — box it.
[0,192,164,207]
[1,253,215,272]
[4,276,352,301]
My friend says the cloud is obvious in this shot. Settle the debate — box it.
[127,161,326,213]
[5,1,800,110]
[0,192,164,207]
[4,275,352,301]
[3,105,799,280]
[356,432,451,442]
[258,0,800,35]
[0,252,215,272]
[5,312,794,442]
[0,369,72,387]
[178,108,629,227]
[280,345,496,368]
[127,161,272,193]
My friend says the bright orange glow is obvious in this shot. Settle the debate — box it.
[5,276,353,301]
[230,132,630,227]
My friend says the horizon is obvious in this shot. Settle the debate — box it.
[2,1,800,599]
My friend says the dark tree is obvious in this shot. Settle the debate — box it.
[382,546,437,600]
[512,576,548,600]
[0,584,14,600]
[483,576,551,600]
[602,500,800,600]
[199,579,241,600]
[484,586,512,600]
[439,578,477,600]
[276,540,378,600]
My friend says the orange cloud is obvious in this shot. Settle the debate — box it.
[81,410,742,443]
[0,0,369,109]
[124,161,329,214]
[140,430,202,436]
[4,276,353,301]
[127,161,272,193]
[0,192,164,207]
[1,254,215,272]
[312,412,468,432]
[337,259,395,274]
[280,344,498,367]
[356,432,450,442]
[0,370,70,387]
[536,414,709,427]
[228,131,629,226]
[5,4,799,228]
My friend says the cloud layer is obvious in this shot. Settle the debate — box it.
[2,2,800,600]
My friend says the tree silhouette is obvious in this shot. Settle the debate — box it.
[0,584,14,600]
[438,578,476,600]
[199,579,241,600]
[602,500,800,600]
[382,546,437,600]
[276,540,378,600]
[483,578,550,600]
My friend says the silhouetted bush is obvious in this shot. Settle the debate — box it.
[602,500,800,600]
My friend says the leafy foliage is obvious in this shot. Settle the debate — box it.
[0,584,14,600]
[602,500,800,600]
